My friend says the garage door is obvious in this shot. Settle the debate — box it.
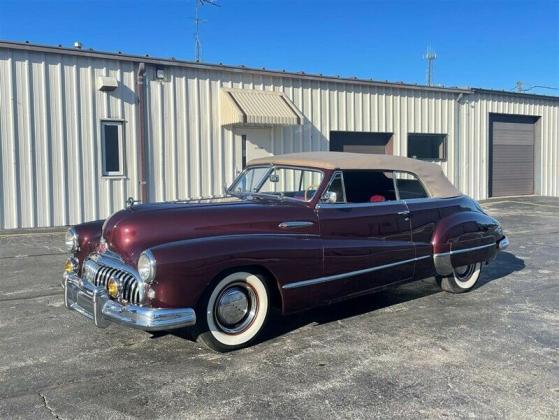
[491,115,537,197]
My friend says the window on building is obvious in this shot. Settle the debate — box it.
[330,131,394,155]
[101,121,124,176]
[407,134,446,160]
[392,171,429,199]
[342,171,398,203]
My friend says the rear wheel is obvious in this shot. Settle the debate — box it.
[437,262,482,293]
[196,271,270,352]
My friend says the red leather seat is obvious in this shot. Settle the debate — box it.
[369,194,386,203]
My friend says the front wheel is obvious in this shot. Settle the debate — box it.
[437,262,482,293]
[195,271,270,352]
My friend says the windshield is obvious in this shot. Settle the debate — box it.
[229,166,324,202]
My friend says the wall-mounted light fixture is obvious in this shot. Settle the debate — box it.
[156,67,167,80]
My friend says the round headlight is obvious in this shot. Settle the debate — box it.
[137,250,156,283]
[65,228,78,253]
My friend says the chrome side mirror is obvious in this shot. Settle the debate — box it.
[321,191,337,203]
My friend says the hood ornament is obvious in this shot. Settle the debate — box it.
[97,237,109,254]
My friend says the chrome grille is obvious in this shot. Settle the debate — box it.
[83,256,143,305]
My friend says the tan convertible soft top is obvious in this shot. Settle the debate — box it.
[248,151,461,198]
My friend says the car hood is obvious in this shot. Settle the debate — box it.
[102,197,316,264]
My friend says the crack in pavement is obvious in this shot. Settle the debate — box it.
[0,289,63,303]
[0,252,66,260]
[39,391,64,420]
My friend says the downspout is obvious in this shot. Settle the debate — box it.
[455,92,465,193]
[136,62,148,203]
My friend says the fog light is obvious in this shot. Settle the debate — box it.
[107,277,119,298]
[64,257,78,273]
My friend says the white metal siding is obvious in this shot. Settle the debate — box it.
[458,93,559,199]
[1,44,558,229]
[0,48,140,229]
[145,67,459,204]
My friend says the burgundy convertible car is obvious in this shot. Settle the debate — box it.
[63,152,508,351]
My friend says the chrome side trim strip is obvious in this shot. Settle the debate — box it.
[317,199,407,209]
[433,242,495,258]
[282,255,431,290]
[196,233,321,239]
[278,221,315,229]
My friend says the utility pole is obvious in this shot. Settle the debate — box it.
[194,0,219,62]
[423,47,437,86]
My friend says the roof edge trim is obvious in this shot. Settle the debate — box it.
[0,40,470,95]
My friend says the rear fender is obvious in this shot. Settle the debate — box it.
[432,211,499,276]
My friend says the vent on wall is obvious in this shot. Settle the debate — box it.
[97,76,118,92]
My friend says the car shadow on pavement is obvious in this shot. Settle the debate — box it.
[477,251,525,287]
[162,251,525,347]
[257,251,525,345]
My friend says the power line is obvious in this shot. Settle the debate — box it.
[523,85,559,92]
[513,81,559,93]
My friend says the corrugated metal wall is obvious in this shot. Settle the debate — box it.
[458,92,559,199]
[1,44,558,229]
[145,65,459,203]
[0,48,140,229]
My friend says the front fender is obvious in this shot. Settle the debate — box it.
[73,219,104,265]
[432,210,500,276]
[148,234,322,311]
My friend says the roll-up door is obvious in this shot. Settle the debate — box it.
[490,115,537,197]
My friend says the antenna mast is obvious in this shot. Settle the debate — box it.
[194,0,219,62]
[423,47,437,86]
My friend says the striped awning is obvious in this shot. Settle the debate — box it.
[221,88,303,126]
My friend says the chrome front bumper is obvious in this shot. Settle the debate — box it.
[63,273,196,331]
[497,236,510,251]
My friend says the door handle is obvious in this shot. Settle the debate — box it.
[278,221,314,229]
[397,210,410,221]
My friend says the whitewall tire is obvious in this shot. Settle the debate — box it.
[197,271,270,352]
[437,262,482,293]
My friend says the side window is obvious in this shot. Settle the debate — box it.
[322,172,346,203]
[342,171,398,203]
[101,121,124,176]
[393,171,429,199]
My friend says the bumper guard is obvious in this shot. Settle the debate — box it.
[64,273,196,331]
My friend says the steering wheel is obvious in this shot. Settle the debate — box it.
[304,184,320,201]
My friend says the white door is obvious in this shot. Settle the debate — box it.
[237,128,273,167]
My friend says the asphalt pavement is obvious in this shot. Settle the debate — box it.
[0,196,558,419]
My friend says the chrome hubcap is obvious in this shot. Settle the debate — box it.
[455,264,475,281]
[214,283,258,334]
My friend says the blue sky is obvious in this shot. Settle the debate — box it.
[1,0,558,94]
